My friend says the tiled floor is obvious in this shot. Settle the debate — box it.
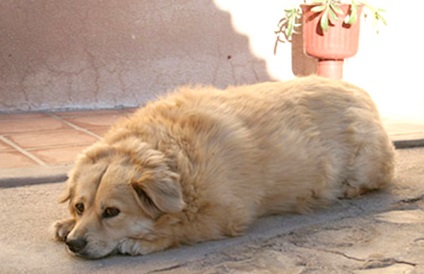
[0,109,136,169]
[0,109,423,171]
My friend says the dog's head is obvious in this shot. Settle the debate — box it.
[59,137,185,259]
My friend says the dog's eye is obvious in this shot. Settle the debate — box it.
[75,203,84,215]
[102,207,120,218]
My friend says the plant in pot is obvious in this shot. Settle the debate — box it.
[275,0,386,79]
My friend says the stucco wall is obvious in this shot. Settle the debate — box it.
[0,0,270,112]
[1,0,423,122]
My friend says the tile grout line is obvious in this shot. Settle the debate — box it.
[47,113,102,140]
[0,135,48,166]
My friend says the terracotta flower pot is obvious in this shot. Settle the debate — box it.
[301,4,363,79]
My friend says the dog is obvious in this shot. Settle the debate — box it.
[51,76,395,259]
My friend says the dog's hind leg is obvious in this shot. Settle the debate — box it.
[342,120,395,198]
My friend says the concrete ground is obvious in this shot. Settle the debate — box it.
[1,146,424,274]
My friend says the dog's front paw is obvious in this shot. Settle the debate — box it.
[117,238,149,256]
[117,238,171,256]
[50,218,76,242]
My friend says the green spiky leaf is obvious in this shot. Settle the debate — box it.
[311,5,326,13]
[345,4,358,24]
[328,7,339,24]
[320,10,329,31]
[330,3,343,16]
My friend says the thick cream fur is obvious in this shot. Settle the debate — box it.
[52,76,395,258]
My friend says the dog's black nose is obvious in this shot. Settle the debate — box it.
[66,238,87,253]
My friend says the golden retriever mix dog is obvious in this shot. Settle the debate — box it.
[52,76,395,259]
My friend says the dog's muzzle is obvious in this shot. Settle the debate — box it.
[66,237,87,254]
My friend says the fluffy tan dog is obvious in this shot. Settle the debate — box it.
[52,76,395,259]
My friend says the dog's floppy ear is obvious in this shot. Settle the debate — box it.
[131,170,185,219]
[57,157,82,203]
[58,181,73,203]
[58,142,113,204]
[58,169,77,203]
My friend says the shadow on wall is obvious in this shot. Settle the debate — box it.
[273,10,316,78]
[291,29,317,76]
[0,0,271,112]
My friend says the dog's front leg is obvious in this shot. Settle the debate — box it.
[117,237,175,256]
[50,218,76,242]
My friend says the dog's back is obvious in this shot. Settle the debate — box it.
[108,76,394,232]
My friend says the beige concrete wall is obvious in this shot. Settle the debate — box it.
[1,0,423,122]
[0,0,270,112]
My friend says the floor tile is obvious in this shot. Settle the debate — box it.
[0,139,14,152]
[119,108,138,114]
[53,109,124,118]
[6,129,99,150]
[0,151,39,169]
[384,122,424,135]
[31,145,88,165]
[86,127,110,136]
[0,113,48,121]
[0,115,71,134]
[49,109,135,138]
[63,113,130,128]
